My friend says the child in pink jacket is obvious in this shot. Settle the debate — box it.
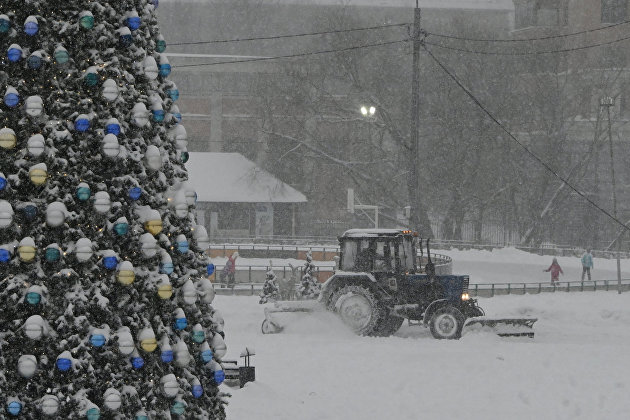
[543,257,563,285]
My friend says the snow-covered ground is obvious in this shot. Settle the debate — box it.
[218,249,630,420]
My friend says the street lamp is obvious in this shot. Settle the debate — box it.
[600,96,622,294]
[360,106,376,117]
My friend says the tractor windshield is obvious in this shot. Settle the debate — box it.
[398,238,415,271]
[340,240,358,271]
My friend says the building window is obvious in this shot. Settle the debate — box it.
[515,0,536,29]
[602,0,627,23]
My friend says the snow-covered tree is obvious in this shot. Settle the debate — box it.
[298,251,320,299]
[0,1,226,418]
[259,267,279,304]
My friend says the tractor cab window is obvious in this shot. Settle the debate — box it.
[398,239,415,271]
[340,240,358,271]
[374,240,393,272]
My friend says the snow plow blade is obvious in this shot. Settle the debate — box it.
[464,318,538,338]
[261,300,323,334]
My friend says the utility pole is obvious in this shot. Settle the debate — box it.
[601,97,622,294]
[409,1,423,233]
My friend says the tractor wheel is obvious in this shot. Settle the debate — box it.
[374,313,405,337]
[429,306,465,340]
[330,285,384,336]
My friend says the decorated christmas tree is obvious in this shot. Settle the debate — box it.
[0,1,227,418]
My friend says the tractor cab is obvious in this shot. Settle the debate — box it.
[338,229,418,276]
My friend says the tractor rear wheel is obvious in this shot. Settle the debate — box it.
[330,284,384,336]
[429,306,465,340]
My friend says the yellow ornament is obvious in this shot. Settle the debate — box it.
[144,220,163,236]
[0,129,16,149]
[18,246,36,262]
[140,338,157,352]
[117,270,135,285]
[29,169,47,185]
[157,284,173,299]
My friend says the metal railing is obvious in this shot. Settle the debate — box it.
[213,278,630,296]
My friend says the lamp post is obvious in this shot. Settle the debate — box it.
[600,96,622,294]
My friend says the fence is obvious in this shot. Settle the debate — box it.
[214,278,630,296]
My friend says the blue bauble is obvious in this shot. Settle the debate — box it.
[126,17,141,31]
[161,350,174,363]
[113,223,129,236]
[181,151,190,163]
[76,186,91,201]
[106,123,121,136]
[152,0,160,8]
[152,109,165,122]
[56,358,72,371]
[160,262,174,274]
[24,22,39,36]
[103,256,118,270]
[171,402,185,416]
[131,356,144,369]
[174,317,187,330]
[75,118,90,132]
[200,349,213,363]
[136,416,148,420]
[168,89,179,101]
[90,334,106,347]
[129,187,142,201]
[213,369,225,385]
[177,241,189,254]
[86,407,100,420]
[22,205,38,221]
[4,93,19,107]
[26,291,41,305]
[27,55,42,69]
[192,384,203,398]
[7,401,22,416]
[207,263,215,276]
[191,330,205,343]
[159,64,171,78]
[0,249,10,263]
[173,112,182,123]
[156,39,166,53]
[7,48,21,62]
[45,247,61,262]
[120,34,133,47]
[0,18,10,33]
[0,176,6,190]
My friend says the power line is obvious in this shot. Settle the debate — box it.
[426,19,630,43]
[422,44,630,234]
[173,39,407,69]
[170,23,410,46]
[424,33,630,55]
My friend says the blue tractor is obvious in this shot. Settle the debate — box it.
[319,229,532,339]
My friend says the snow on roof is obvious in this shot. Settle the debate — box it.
[185,152,307,203]
[163,0,513,10]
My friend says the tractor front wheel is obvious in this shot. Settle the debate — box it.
[330,284,384,336]
[429,306,465,340]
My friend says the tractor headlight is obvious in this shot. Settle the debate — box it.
[461,292,470,301]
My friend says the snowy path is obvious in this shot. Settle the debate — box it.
[218,249,630,420]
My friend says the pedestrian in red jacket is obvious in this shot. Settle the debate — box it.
[543,257,563,285]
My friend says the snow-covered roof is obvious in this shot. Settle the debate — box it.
[185,152,307,203]
[163,0,513,10]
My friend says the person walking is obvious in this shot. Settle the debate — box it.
[581,249,593,281]
[543,257,563,285]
